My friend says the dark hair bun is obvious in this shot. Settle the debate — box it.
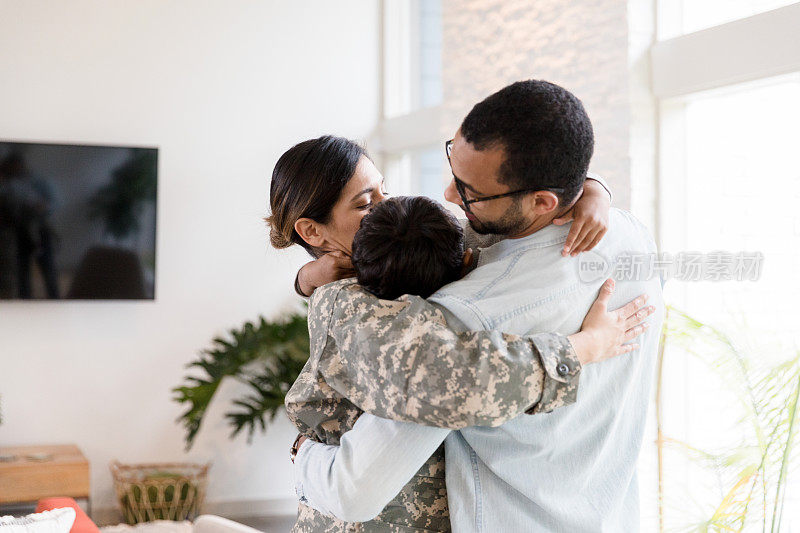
[266,135,369,258]
[264,214,294,249]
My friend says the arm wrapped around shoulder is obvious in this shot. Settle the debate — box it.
[317,283,582,428]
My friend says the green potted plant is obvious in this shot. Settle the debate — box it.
[172,311,309,450]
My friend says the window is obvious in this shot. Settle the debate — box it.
[375,0,445,202]
[658,0,799,39]
[382,0,442,118]
[649,2,800,530]
[383,146,446,203]
[662,74,800,341]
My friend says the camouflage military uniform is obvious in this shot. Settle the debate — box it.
[285,278,582,532]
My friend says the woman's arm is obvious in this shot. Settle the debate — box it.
[296,251,354,297]
[294,414,450,523]
[309,278,652,429]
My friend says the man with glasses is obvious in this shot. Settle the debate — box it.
[294,79,664,532]
[444,137,612,256]
[447,138,563,229]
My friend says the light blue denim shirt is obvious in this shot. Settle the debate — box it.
[295,207,665,532]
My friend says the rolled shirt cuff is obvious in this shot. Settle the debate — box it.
[524,333,582,414]
[293,438,313,504]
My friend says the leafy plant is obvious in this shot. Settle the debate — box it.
[656,307,800,532]
[172,311,309,451]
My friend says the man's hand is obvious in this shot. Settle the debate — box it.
[297,251,355,296]
[553,178,611,257]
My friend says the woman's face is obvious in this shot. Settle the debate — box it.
[318,155,388,255]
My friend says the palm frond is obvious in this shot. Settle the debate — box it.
[659,306,800,532]
[172,311,309,451]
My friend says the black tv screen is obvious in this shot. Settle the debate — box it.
[0,141,157,300]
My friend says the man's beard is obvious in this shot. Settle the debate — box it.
[467,198,530,236]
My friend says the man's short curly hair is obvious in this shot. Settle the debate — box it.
[460,79,594,205]
[352,196,464,300]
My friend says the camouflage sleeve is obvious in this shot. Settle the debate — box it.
[311,282,581,429]
[524,332,581,414]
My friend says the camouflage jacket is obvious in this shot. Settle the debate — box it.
[285,278,582,532]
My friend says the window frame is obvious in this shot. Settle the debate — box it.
[652,2,800,252]
[648,3,800,529]
[371,0,445,197]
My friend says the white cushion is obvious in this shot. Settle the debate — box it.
[98,521,192,533]
[192,515,263,533]
[98,516,261,533]
[0,507,76,533]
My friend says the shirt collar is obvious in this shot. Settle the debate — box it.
[476,222,571,267]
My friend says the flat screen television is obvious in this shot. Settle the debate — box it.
[0,141,157,300]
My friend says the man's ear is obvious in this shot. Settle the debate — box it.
[460,248,474,277]
[294,218,326,249]
[529,190,560,215]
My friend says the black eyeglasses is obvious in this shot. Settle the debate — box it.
[445,139,565,212]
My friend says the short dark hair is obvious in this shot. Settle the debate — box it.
[265,135,369,258]
[352,196,464,300]
[460,79,594,205]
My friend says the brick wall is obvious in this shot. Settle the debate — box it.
[441,0,632,208]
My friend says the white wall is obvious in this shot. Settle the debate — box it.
[0,0,379,519]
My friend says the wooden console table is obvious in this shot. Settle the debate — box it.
[0,444,90,514]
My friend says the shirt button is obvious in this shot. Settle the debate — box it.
[557,362,570,376]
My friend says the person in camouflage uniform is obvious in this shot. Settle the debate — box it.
[285,278,583,533]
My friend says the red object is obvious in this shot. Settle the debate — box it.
[36,497,100,533]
